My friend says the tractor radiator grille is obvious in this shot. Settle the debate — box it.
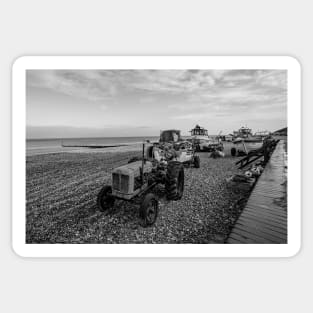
[112,173,120,191]
[120,175,129,193]
[112,173,130,193]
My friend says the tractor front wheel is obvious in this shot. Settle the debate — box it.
[97,185,115,212]
[140,193,159,227]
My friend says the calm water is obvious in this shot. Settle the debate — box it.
[26,136,263,156]
[26,137,160,156]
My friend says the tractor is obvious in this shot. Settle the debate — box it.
[97,141,185,227]
[158,129,200,168]
[96,130,199,226]
[128,129,200,167]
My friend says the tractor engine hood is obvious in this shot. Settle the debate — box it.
[111,160,154,199]
[112,160,153,177]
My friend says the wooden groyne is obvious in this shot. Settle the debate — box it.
[61,144,128,149]
[227,140,287,244]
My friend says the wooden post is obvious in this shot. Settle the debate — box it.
[141,142,145,184]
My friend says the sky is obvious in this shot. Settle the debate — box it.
[26,69,287,139]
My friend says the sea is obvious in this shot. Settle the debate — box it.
[26,136,263,156]
[26,136,161,156]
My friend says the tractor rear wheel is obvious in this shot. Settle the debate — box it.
[140,193,159,227]
[193,155,200,168]
[97,185,115,212]
[165,161,184,200]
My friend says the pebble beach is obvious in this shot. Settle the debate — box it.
[26,144,250,244]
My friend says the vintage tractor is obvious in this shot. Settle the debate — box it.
[97,141,185,227]
[158,129,200,168]
[128,129,200,167]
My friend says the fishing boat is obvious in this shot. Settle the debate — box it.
[189,124,223,152]
[190,124,209,139]
[232,126,266,143]
[254,130,271,139]
[233,126,253,140]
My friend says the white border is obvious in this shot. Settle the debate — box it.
[12,56,301,258]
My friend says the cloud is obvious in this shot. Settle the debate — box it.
[129,70,216,93]
[99,104,108,111]
[138,96,157,104]
[27,69,287,127]
[27,70,118,102]
[27,69,221,101]
[167,70,287,118]
[27,69,286,101]
[256,70,287,87]
[171,113,206,120]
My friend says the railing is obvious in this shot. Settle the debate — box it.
[235,139,280,169]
